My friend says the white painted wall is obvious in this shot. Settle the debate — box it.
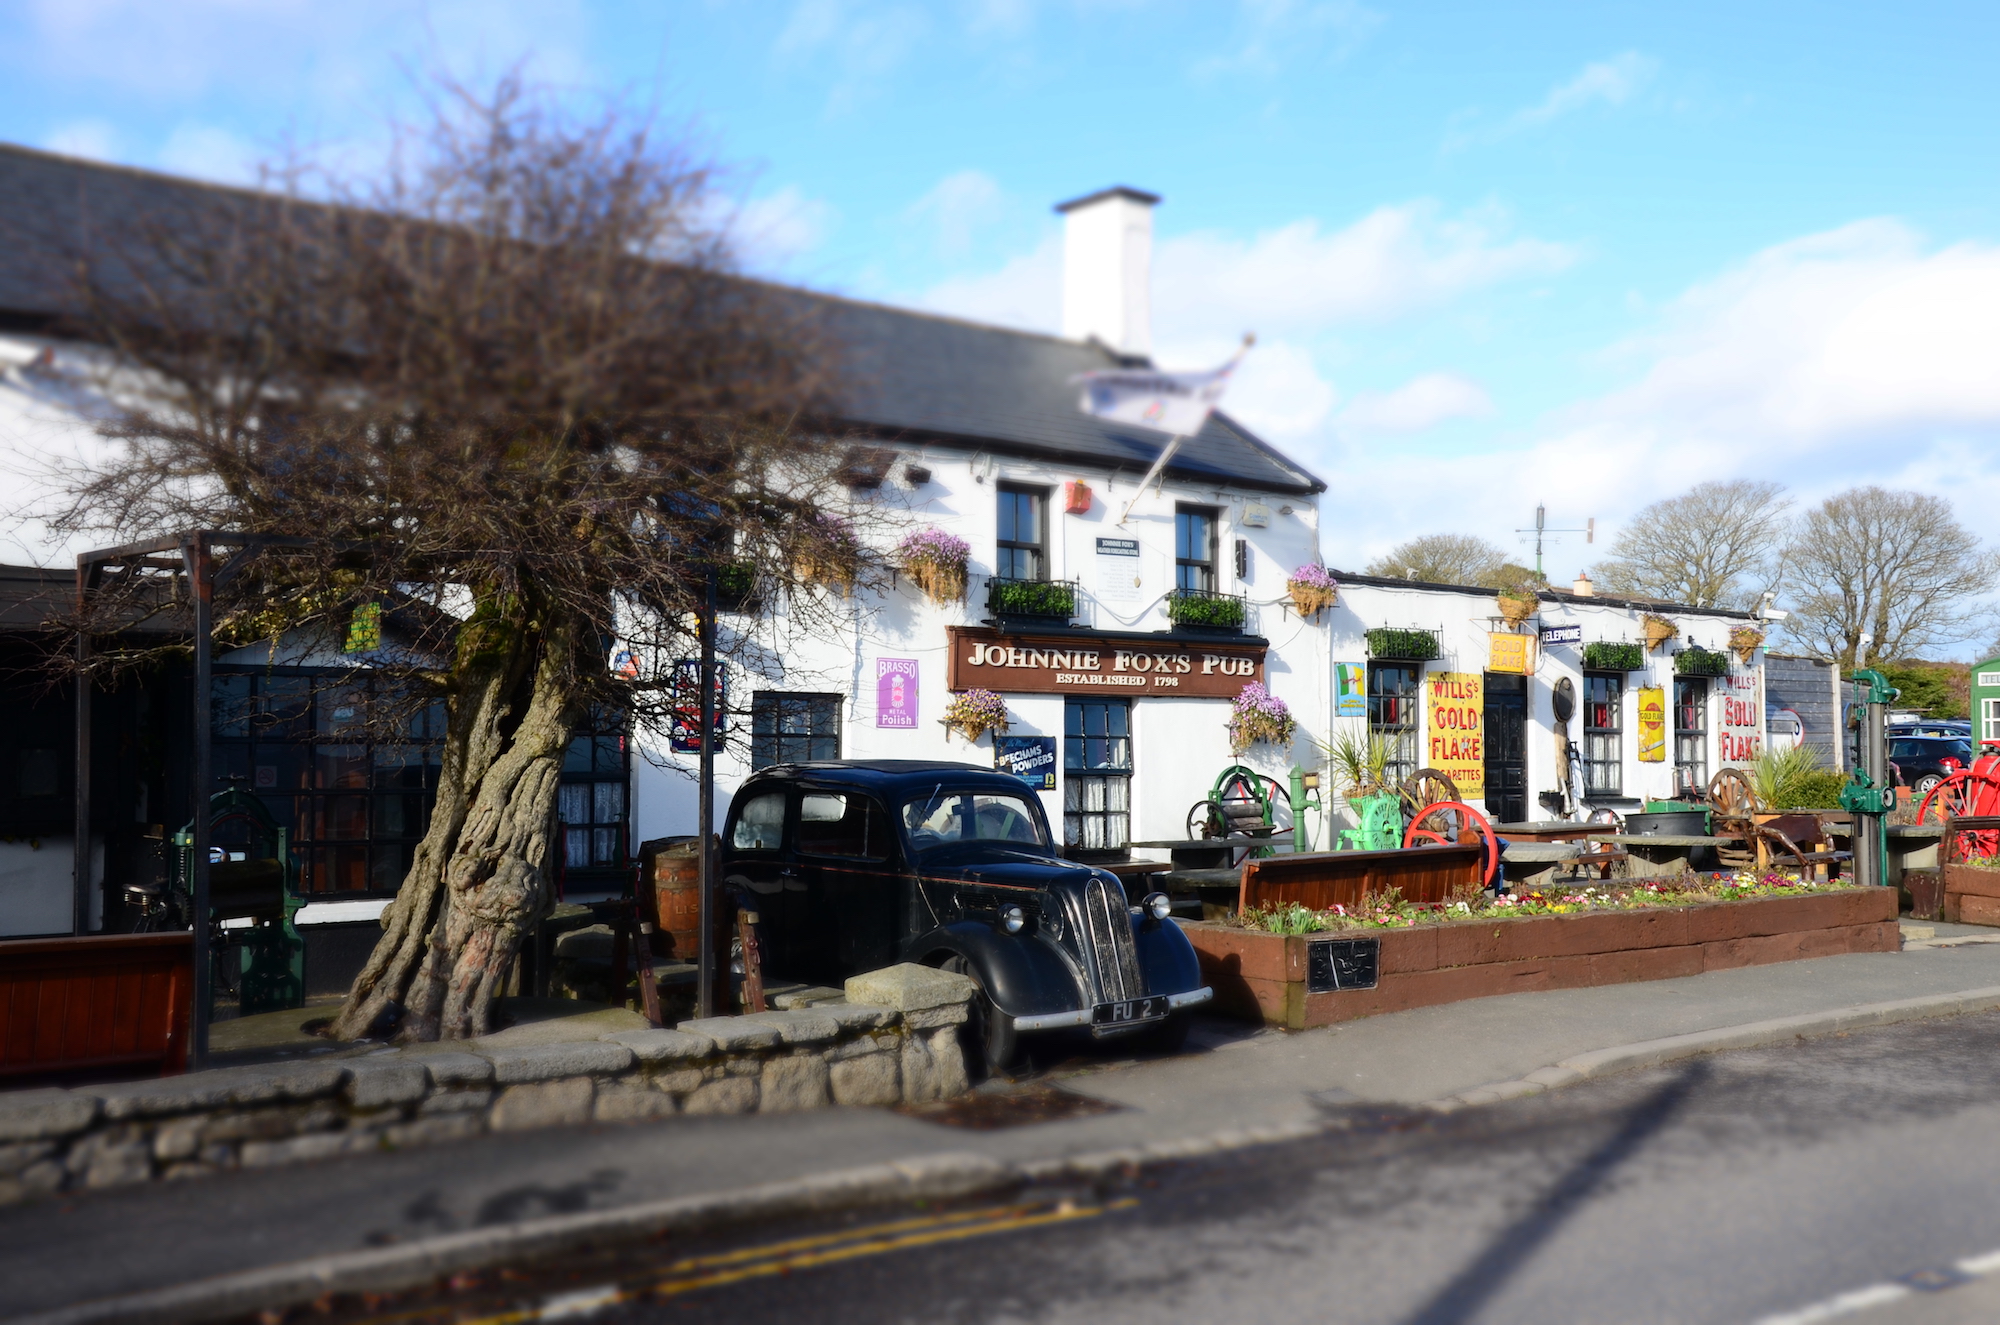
[1324,578,1766,826]
[631,443,1328,859]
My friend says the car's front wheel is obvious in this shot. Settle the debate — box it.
[939,954,1019,1079]
[1915,773,1944,797]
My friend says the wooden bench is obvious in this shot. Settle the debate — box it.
[0,933,192,1081]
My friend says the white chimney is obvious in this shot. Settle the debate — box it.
[1056,186,1159,358]
[1572,572,1595,597]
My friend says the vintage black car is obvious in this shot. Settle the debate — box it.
[720,760,1212,1071]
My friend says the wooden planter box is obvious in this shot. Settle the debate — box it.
[1186,886,1899,1030]
[1239,844,1482,914]
[1943,863,2000,927]
[0,933,193,1080]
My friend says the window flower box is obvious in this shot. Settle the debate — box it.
[1364,627,1440,661]
[1167,587,1246,632]
[1675,646,1730,677]
[985,577,1078,622]
[1583,641,1645,672]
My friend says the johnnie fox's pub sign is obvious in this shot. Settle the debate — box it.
[946,626,1266,698]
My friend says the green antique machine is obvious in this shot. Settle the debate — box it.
[172,786,306,1016]
[1839,668,1902,892]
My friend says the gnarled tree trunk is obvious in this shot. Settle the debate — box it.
[331,611,582,1042]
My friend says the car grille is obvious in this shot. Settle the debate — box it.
[1082,874,1145,1003]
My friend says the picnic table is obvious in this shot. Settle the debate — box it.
[1589,833,1734,877]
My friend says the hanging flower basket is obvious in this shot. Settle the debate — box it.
[1497,591,1538,625]
[1729,626,1765,663]
[1227,682,1297,755]
[942,689,1010,744]
[1643,614,1680,651]
[1286,564,1338,618]
[793,514,861,592]
[896,527,969,605]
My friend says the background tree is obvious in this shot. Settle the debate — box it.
[1590,479,1791,608]
[1781,486,1998,669]
[52,80,863,1042]
[1365,533,1508,587]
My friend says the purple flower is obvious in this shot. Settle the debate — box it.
[1288,563,1338,592]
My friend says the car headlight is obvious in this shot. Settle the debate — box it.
[1001,903,1026,934]
[1143,891,1172,921]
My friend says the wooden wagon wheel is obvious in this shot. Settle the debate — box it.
[1399,768,1462,822]
[1403,800,1500,887]
[1708,768,1758,818]
[1747,822,1811,876]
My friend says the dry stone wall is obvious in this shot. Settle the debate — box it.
[0,964,975,1205]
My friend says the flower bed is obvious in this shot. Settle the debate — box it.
[1944,862,2000,927]
[1186,875,1898,1029]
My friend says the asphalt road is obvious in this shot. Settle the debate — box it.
[305,1008,2000,1325]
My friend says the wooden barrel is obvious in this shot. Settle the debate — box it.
[643,837,704,960]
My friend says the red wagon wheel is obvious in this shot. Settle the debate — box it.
[1918,770,2000,824]
[1403,800,1500,888]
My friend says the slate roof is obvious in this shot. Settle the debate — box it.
[0,142,1323,497]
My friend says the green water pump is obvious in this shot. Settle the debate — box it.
[1838,668,1900,891]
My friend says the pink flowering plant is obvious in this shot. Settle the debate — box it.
[1238,870,1853,935]
[1227,682,1297,754]
[942,688,1009,743]
[1286,563,1338,618]
[896,527,969,604]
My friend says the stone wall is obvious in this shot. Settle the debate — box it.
[0,964,974,1205]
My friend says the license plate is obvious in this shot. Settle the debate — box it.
[1092,996,1168,1026]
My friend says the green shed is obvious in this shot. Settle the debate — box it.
[1974,655,2000,749]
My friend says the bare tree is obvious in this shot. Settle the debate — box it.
[50,79,866,1041]
[1590,480,1790,609]
[1364,534,1508,587]
[1780,487,1998,669]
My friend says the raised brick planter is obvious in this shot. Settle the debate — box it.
[1942,864,2000,927]
[1187,886,1900,1030]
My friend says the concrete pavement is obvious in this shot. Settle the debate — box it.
[10,928,2000,1321]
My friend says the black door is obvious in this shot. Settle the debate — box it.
[1484,674,1528,824]
[720,786,799,975]
[794,788,901,984]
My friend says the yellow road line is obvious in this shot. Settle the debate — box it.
[439,1197,1135,1325]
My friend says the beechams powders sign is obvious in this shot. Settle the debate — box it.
[995,735,1058,790]
[876,657,919,728]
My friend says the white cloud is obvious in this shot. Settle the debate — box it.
[1582,219,2000,448]
[156,122,258,184]
[1316,218,2000,582]
[1339,372,1493,436]
[906,169,1005,258]
[1153,201,1573,339]
[731,186,837,271]
[43,119,118,161]
[774,0,930,113]
[1448,51,1657,149]
[1194,0,1384,79]
[913,232,1062,334]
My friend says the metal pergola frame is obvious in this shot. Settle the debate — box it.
[74,530,314,1068]
[72,530,729,1061]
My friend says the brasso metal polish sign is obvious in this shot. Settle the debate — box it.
[945,627,1265,698]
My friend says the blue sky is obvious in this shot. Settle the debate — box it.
[4,1,1999,619]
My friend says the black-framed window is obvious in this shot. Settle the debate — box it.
[1064,698,1131,851]
[1367,663,1421,788]
[1583,673,1624,797]
[560,705,630,872]
[996,484,1047,581]
[1175,505,1218,592]
[210,670,444,896]
[750,692,841,771]
[1673,678,1709,794]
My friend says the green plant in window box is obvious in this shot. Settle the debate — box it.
[1675,645,1730,677]
[1583,641,1644,672]
[988,579,1076,618]
[1167,590,1246,629]
[1364,627,1439,661]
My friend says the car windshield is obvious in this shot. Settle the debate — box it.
[901,790,1048,852]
